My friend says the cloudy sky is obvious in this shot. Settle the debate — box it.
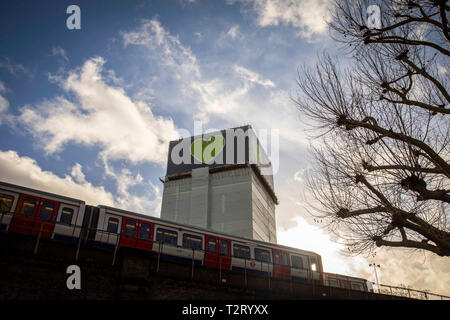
[0,0,448,296]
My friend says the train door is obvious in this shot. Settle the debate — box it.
[10,194,58,238]
[10,194,40,235]
[219,239,231,270]
[33,199,59,238]
[120,217,138,248]
[272,249,291,279]
[136,221,153,251]
[204,235,218,267]
[204,236,231,269]
[0,191,18,231]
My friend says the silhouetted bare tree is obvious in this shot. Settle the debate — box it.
[295,0,449,256]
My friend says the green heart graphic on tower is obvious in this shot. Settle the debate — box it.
[190,135,225,163]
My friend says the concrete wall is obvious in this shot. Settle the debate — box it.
[251,170,277,243]
[161,166,276,243]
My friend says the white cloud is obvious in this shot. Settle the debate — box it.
[192,75,252,119]
[194,32,203,40]
[278,216,364,275]
[122,19,200,79]
[0,150,161,216]
[51,46,69,61]
[194,83,308,151]
[71,163,87,184]
[0,81,6,93]
[120,19,285,130]
[227,25,242,39]
[234,65,275,88]
[232,0,331,39]
[0,94,8,113]
[0,81,10,126]
[216,24,244,47]
[102,156,162,216]
[18,56,179,166]
[0,56,30,76]
[191,66,281,124]
[0,150,115,206]
[437,63,448,77]
[294,168,305,182]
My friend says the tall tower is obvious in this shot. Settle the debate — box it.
[160,125,278,243]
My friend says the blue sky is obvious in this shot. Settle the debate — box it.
[1,0,448,295]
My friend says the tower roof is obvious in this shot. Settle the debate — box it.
[165,125,276,201]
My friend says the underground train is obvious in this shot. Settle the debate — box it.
[0,180,370,292]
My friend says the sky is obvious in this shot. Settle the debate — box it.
[0,0,448,296]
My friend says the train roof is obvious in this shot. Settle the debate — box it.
[98,204,322,258]
[0,180,86,205]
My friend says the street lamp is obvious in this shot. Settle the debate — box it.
[369,263,381,292]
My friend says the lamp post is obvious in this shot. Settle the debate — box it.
[369,263,381,292]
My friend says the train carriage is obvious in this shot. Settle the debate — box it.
[0,181,85,242]
[92,205,324,284]
[230,241,273,276]
[324,273,370,292]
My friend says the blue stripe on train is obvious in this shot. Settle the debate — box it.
[232,266,270,276]
[292,276,311,283]
[291,276,321,285]
[158,253,203,265]
[53,233,79,244]
[90,241,204,267]
[92,241,116,250]
[0,224,6,231]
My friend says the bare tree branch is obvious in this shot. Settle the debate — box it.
[295,0,450,257]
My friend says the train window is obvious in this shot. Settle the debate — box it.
[274,252,280,265]
[254,248,271,263]
[156,228,178,246]
[140,223,151,240]
[208,237,217,253]
[125,220,136,238]
[107,217,119,233]
[40,201,54,221]
[274,251,288,265]
[0,194,14,213]
[351,283,363,291]
[60,207,73,225]
[328,278,340,288]
[291,255,304,269]
[341,280,351,289]
[220,241,228,256]
[20,198,36,217]
[281,252,288,266]
[233,244,250,259]
[310,257,318,271]
[183,233,203,250]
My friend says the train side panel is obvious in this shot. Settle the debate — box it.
[0,189,20,231]
[94,207,121,249]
